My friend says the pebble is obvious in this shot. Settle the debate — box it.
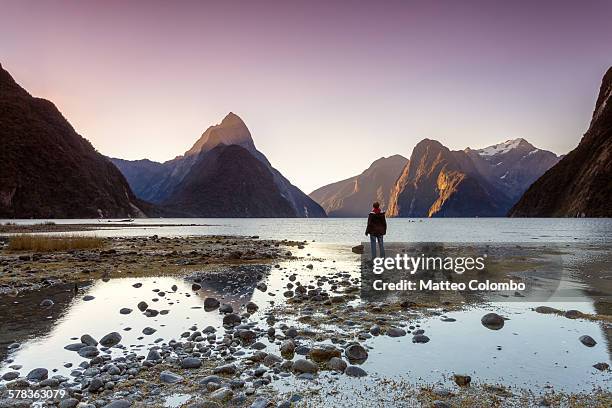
[453,374,471,386]
[219,303,234,313]
[412,334,430,343]
[102,400,132,408]
[345,365,367,377]
[328,357,347,372]
[593,362,609,371]
[119,308,132,314]
[223,313,242,326]
[40,299,54,308]
[344,344,368,363]
[160,370,183,384]
[2,371,19,381]
[250,397,271,408]
[204,297,220,310]
[481,313,505,330]
[387,327,406,337]
[181,357,202,368]
[99,332,122,347]
[26,367,48,381]
[81,334,98,346]
[579,335,597,347]
[292,359,318,374]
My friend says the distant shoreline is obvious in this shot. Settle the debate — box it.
[0,223,215,235]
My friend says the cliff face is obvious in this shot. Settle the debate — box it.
[509,67,612,217]
[0,63,147,218]
[309,155,408,217]
[113,113,326,218]
[387,139,513,217]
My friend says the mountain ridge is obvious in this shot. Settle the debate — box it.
[509,67,612,217]
[111,113,326,218]
[0,63,148,219]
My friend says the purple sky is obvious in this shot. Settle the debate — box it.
[2,0,611,192]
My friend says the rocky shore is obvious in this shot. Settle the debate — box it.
[0,235,610,407]
[0,235,301,294]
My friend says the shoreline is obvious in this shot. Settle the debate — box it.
[0,235,610,407]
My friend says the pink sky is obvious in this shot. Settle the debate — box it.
[1,0,611,192]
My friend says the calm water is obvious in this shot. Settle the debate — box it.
[0,219,610,396]
[3,218,612,243]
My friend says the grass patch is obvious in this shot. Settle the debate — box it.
[8,234,104,252]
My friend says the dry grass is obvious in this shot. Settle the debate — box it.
[8,234,104,252]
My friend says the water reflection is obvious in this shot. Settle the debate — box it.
[0,242,610,394]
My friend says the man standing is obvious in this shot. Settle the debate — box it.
[365,201,386,259]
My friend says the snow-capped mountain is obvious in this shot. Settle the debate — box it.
[466,138,561,201]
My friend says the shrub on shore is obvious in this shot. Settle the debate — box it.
[8,234,104,251]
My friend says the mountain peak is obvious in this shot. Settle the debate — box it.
[0,63,25,95]
[475,138,535,156]
[221,111,245,125]
[184,112,255,157]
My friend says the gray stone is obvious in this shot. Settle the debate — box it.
[412,334,430,343]
[146,349,162,361]
[160,370,183,384]
[200,375,223,385]
[137,301,148,311]
[292,359,318,374]
[210,387,233,402]
[223,313,242,326]
[213,364,237,375]
[26,368,48,381]
[102,400,132,408]
[99,332,122,347]
[387,327,406,337]
[263,354,282,367]
[78,346,99,358]
[246,302,258,313]
[593,362,609,371]
[345,366,367,377]
[481,313,505,330]
[250,397,270,408]
[327,357,347,372]
[64,343,87,351]
[204,297,220,310]
[59,398,80,408]
[280,340,295,356]
[219,304,233,313]
[142,327,157,335]
[2,371,19,381]
[579,335,597,347]
[344,344,368,363]
[81,334,98,346]
[40,299,54,308]
[88,377,104,392]
[119,308,132,315]
[181,357,202,369]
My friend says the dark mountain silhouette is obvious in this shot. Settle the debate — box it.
[111,113,326,218]
[387,137,560,217]
[309,155,408,216]
[0,63,148,218]
[510,67,612,217]
[163,145,296,217]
